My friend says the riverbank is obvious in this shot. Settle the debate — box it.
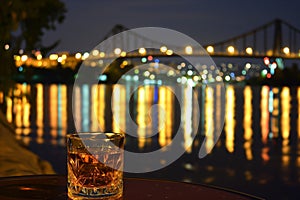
[0,110,55,177]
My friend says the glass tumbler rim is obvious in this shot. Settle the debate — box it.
[67,132,124,141]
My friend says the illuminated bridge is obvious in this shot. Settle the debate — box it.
[14,18,300,71]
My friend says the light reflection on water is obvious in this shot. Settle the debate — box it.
[3,83,300,199]
[5,83,300,153]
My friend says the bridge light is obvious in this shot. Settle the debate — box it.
[271,62,277,69]
[187,70,193,76]
[245,63,251,70]
[185,45,193,55]
[270,62,277,75]
[149,74,155,80]
[114,48,121,55]
[166,49,173,55]
[36,54,43,60]
[75,53,82,59]
[225,75,231,81]
[14,55,21,61]
[263,57,270,65]
[57,57,63,63]
[4,44,9,50]
[92,50,99,56]
[99,52,105,58]
[283,47,290,55]
[206,46,214,54]
[141,57,147,63]
[138,47,146,55]
[144,71,150,77]
[61,54,67,60]
[82,52,89,60]
[120,51,126,57]
[21,55,28,62]
[261,69,268,77]
[49,54,58,60]
[245,47,253,55]
[227,46,235,54]
[160,46,167,53]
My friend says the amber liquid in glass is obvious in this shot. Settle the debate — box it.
[68,148,123,199]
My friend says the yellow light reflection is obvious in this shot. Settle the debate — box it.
[15,98,22,129]
[137,85,155,149]
[36,84,44,131]
[205,86,214,154]
[281,87,290,140]
[73,86,81,131]
[49,84,58,139]
[183,86,193,153]
[22,96,30,131]
[6,96,13,123]
[22,84,31,135]
[244,141,253,160]
[158,87,167,147]
[91,84,99,132]
[282,140,290,167]
[271,87,279,138]
[97,85,106,131]
[243,86,253,160]
[158,86,173,148]
[215,84,222,144]
[36,128,44,144]
[112,84,126,134]
[243,86,253,141]
[260,86,269,144]
[137,86,147,149]
[225,85,235,153]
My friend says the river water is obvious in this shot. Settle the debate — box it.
[1,82,300,199]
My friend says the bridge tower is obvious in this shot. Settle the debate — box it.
[273,19,283,56]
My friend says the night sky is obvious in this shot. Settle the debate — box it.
[42,0,300,53]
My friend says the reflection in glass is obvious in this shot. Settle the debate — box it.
[225,85,235,153]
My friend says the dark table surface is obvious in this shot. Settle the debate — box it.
[0,175,262,200]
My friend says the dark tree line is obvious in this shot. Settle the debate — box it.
[0,0,66,93]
